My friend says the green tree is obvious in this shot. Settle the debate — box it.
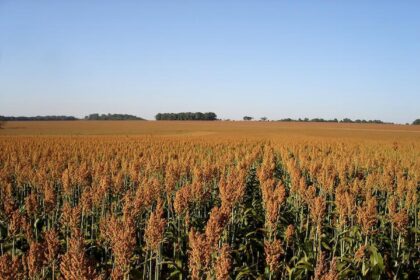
[84,113,144,120]
[412,119,420,125]
[155,112,217,121]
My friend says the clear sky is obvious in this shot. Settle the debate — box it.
[0,1,419,122]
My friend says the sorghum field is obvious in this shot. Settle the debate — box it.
[0,121,419,279]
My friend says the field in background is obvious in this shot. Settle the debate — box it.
[1,121,419,142]
[0,121,419,279]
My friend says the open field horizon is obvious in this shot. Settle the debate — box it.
[1,0,420,278]
[1,121,420,142]
[1,120,419,279]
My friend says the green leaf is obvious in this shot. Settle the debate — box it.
[321,241,331,251]
[362,262,369,276]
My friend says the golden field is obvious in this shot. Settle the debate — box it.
[0,121,419,279]
[1,120,420,140]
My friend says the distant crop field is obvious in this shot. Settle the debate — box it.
[0,121,419,279]
[1,120,419,140]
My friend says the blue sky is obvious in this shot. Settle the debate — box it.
[0,1,419,122]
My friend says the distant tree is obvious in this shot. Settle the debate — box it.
[311,118,325,122]
[84,113,144,120]
[260,117,268,121]
[243,116,253,121]
[155,112,217,121]
[194,112,204,120]
[368,120,385,124]
[276,117,390,124]
[204,112,217,121]
[413,119,420,125]
[278,117,340,123]
[0,115,77,121]
[85,113,99,120]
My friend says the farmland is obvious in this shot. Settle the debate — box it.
[0,121,419,279]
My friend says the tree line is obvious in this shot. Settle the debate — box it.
[155,112,218,120]
[276,117,392,124]
[0,115,77,121]
[0,114,418,124]
[242,116,395,124]
[84,113,145,120]
[0,114,145,121]
[243,116,420,125]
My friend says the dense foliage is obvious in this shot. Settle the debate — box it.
[84,114,145,120]
[413,119,420,125]
[155,112,217,121]
[0,135,418,279]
